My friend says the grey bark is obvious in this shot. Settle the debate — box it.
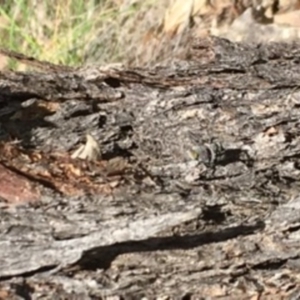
[1,36,300,299]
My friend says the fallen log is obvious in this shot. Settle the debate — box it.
[1,36,300,299]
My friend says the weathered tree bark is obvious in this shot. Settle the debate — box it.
[1,36,300,299]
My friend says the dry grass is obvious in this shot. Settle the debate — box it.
[0,0,173,69]
[0,0,229,70]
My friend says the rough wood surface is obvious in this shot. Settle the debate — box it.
[1,36,300,299]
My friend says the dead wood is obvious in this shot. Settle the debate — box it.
[1,36,300,299]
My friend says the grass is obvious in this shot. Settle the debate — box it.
[0,0,171,70]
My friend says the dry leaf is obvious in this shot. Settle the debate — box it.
[71,134,101,161]
[163,0,208,35]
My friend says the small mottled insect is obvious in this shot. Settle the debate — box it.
[188,141,224,167]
